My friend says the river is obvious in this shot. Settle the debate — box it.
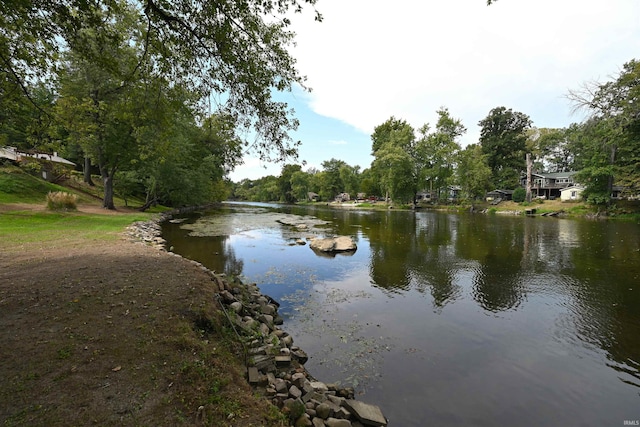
[162,202,640,426]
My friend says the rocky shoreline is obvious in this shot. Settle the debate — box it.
[125,211,388,427]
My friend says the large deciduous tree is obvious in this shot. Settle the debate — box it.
[527,127,576,173]
[371,110,465,205]
[319,158,349,200]
[371,116,414,155]
[478,106,532,189]
[2,0,320,166]
[370,117,417,203]
[456,144,492,200]
[416,108,465,201]
[56,6,162,209]
[278,163,302,203]
[569,59,640,203]
[290,170,311,202]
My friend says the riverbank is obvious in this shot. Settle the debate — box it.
[0,204,285,426]
[0,201,387,426]
[129,212,388,426]
[298,198,640,219]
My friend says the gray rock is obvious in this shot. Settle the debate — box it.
[261,304,276,315]
[302,391,325,403]
[310,381,329,393]
[291,348,309,364]
[315,402,334,420]
[229,301,243,313]
[243,317,258,330]
[301,380,314,394]
[258,313,274,326]
[247,367,260,385]
[219,290,237,303]
[249,345,268,356]
[289,384,302,399]
[275,355,291,368]
[339,387,355,399]
[292,372,307,388]
[334,407,351,420]
[325,418,352,427]
[275,379,288,394]
[252,354,275,372]
[309,236,357,253]
[281,335,294,347]
[342,400,387,427]
[312,418,326,427]
[327,394,344,406]
[295,414,313,427]
[259,322,270,336]
[267,372,277,385]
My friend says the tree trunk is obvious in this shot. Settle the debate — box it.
[430,180,433,202]
[607,145,617,204]
[138,197,158,212]
[102,173,115,210]
[526,153,532,203]
[83,157,95,186]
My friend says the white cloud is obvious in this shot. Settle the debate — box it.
[231,0,640,181]
[289,0,640,145]
[228,157,280,181]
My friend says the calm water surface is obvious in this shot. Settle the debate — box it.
[162,202,640,426]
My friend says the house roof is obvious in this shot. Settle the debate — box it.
[0,146,19,161]
[530,171,578,179]
[488,189,514,195]
[0,146,75,166]
[560,185,585,192]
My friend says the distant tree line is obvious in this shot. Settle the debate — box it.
[232,59,640,206]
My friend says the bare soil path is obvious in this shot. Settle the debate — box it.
[0,205,280,426]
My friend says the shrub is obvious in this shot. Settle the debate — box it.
[46,191,78,210]
[513,187,526,203]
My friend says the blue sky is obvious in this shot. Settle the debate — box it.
[230,88,374,180]
[229,0,640,181]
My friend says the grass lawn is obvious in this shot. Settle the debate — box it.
[0,210,152,247]
[0,165,284,426]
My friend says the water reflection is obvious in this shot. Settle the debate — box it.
[362,212,529,311]
[365,211,416,292]
[562,220,640,389]
[162,204,640,425]
[161,212,244,276]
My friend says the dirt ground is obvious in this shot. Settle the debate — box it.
[0,204,281,426]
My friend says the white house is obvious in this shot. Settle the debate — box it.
[1,146,75,181]
[560,185,584,201]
